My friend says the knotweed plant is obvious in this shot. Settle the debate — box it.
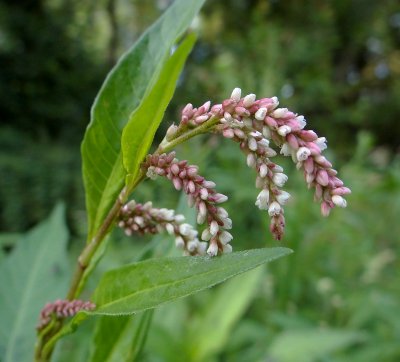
[0,1,351,362]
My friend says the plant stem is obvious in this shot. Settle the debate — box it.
[37,115,220,360]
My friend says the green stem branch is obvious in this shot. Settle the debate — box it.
[37,115,220,361]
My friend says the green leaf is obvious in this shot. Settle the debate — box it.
[91,248,292,315]
[89,311,153,362]
[267,328,366,362]
[122,33,196,187]
[186,266,265,361]
[0,204,69,362]
[81,0,205,240]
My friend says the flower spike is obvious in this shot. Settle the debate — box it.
[143,153,232,256]
[168,87,350,240]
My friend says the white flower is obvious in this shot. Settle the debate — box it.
[201,228,212,241]
[179,223,193,236]
[332,195,347,208]
[276,191,291,205]
[255,189,270,210]
[219,231,233,245]
[231,87,242,101]
[268,201,281,216]
[262,126,271,139]
[243,118,253,127]
[207,242,219,257]
[316,137,328,151]
[222,217,232,229]
[174,214,185,223]
[296,115,306,129]
[214,193,228,203]
[187,240,199,252]
[146,166,158,180]
[248,137,258,151]
[277,125,291,136]
[259,164,269,178]
[272,173,288,187]
[296,147,311,161]
[126,200,136,210]
[247,153,256,168]
[165,223,175,235]
[255,107,267,121]
[272,108,288,118]
[257,138,270,148]
[175,236,185,249]
[134,216,144,227]
[222,244,233,254]
[280,143,292,156]
[243,93,256,107]
[217,207,229,218]
[200,188,209,200]
[210,220,219,235]
[271,96,279,109]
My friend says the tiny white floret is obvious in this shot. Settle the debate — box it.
[296,147,311,161]
[332,195,347,208]
[231,87,242,102]
[268,201,282,216]
[255,107,267,121]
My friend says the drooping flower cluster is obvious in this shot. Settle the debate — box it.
[37,299,96,330]
[165,87,350,240]
[118,200,207,256]
[142,152,233,256]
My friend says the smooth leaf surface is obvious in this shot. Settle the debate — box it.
[267,328,366,362]
[122,33,196,187]
[81,0,205,239]
[186,266,264,361]
[90,248,292,315]
[0,204,69,362]
[89,311,153,362]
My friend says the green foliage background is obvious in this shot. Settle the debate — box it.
[1,0,400,361]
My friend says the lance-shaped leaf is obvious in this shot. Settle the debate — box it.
[0,204,69,362]
[91,248,292,315]
[81,0,205,240]
[121,33,196,187]
[88,311,153,362]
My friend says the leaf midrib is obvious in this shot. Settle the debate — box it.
[96,250,288,312]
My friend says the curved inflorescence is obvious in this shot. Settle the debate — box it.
[38,299,96,330]
[118,200,207,256]
[121,88,350,256]
[141,152,232,256]
[162,88,350,241]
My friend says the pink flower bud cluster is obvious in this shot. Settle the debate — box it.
[143,152,232,256]
[118,200,207,256]
[38,299,95,329]
[173,88,350,239]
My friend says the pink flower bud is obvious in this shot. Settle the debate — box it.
[304,157,314,173]
[264,116,278,128]
[321,201,331,217]
[316,170,329,186]
[331,187,351,196]
[299,130,318,142]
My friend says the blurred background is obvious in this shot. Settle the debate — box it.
[1,0,400,360]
